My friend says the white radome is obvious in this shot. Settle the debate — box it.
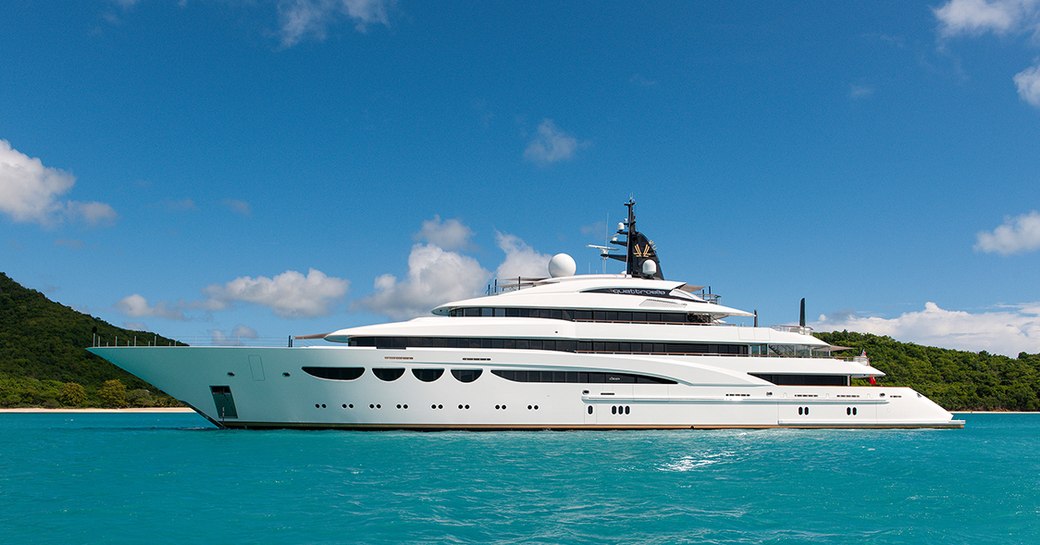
[548,253,577,277]
[642,259,657,276]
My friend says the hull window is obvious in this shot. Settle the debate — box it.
[451,369,482,383]
[302,367,365,381]
[373,368,406,381]
[412,368,445,382]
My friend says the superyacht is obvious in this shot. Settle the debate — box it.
[89,200,963,429]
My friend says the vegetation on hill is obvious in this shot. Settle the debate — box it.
[0,272,182,408]
[817,331,1040,411]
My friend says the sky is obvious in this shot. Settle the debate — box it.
[2,0,1039,357]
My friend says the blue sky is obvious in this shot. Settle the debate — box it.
[2,0,1039,356]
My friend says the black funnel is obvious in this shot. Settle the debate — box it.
[799,298,806,327]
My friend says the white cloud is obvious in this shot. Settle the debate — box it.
[0,140,116,227]
[416,215,473,250]
[205,268,349,318]
[278,0,392,47]
[495,232,552,279]
[223,198,251,216]
[974,210,1040,255]
[359,244,490,319]
[67,201,117,226]
[849,84,874,99]
[816,302,1040,357]
[117,294,187,320]
[1014,62,1040,106]
[933,0,1029,36]
[524,119,586,166]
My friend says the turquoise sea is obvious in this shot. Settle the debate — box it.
[1,413,1036,544]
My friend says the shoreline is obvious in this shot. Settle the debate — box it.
[0,407,195,414]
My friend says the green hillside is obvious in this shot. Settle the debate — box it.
[0,272,182,408]
[817,331,1040,411]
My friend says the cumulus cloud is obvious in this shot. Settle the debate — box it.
[359,244,490,319]
[933,0,1029,36]
[278,0,392,47]
[205,268,349,318]
[495,232,553,279]
[974,210,1040,255]
[1014,62,1040,106]
[116,294,187,320]
[933,1,1040,107]
[0,139,116,226]
[524,119,586,166]
[816,302,1040,357]
[416,215,473,250]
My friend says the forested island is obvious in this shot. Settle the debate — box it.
[1,271,1038,411]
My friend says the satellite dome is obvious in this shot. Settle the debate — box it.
[642,259,657,277]
[548,253,577,278]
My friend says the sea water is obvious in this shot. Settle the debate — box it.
[0,413,1036,544]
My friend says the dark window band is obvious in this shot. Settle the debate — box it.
[447,307,713,324]
[492,369,676,384]
[750,373,848,386]
[347,336,748,356]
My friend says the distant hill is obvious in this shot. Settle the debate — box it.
[0,272,182,408]
[816,331,1040,411]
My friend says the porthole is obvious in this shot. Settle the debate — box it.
[624,406,630,415]
[458,404,464,409]
[805,407,809,415]
[369,404,375,409]
[587,406,593,415]
[397,404,402,409]
[348,404,354,409]
[404,404,409,409]
[534,405,539,410]
[412,368,444,382]
[451,369,483,383]
[315,403,320,408]
[342,404,347,408]
[376,404,381,409]
[373,368,405,381]
[798,407,803,415]
[321,404,326,408]
[846,407,851,415]
[465,404,470,409]
[282,372,291,377]
[431,404,437,409]
[611,406,617,415]
[853,407,858,416]
[227,372,235,377]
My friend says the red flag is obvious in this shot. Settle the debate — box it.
[868,376,877,385]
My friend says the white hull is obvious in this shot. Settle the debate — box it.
[89,345,963,429]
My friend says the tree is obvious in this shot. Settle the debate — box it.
[58,382,87,407]
[97,379,127,408]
